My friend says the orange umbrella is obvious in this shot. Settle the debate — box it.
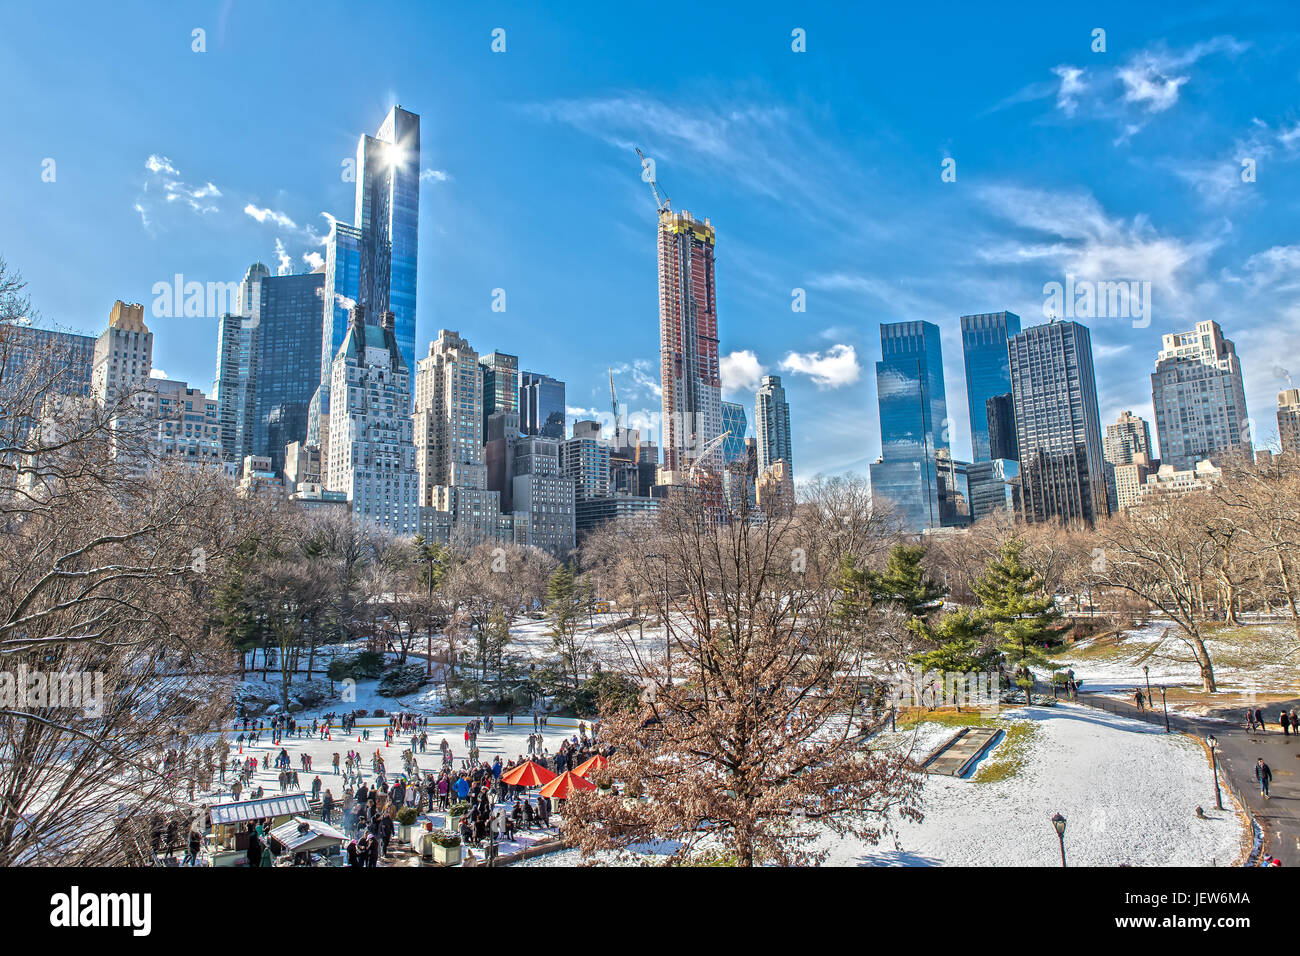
[539,770,597,800]
[501,760,557,788]
[572,754,608,778]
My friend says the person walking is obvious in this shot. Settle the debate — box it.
[1257,758,1273,799]
[1291,709,1298,736]
[1283,710,1292,738]
[1134,690,1144,711]
[1256,708,1267,732]
[1247,708,1257,732]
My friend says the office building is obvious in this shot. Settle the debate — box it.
[869,321,951,530]
[1151,320,1250,470]
[520,371,565,439]
[324,305,420,535]
[1278,389,1300,456]
[91,300,153,407]
[1008,320,1108,524]
[721,401,748,465]
[755,375,792,477]
[960,311,1021,462]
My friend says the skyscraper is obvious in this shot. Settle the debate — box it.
[562,421,611,500]
[1008,320,1108,525]
[520,371,565,439]
[1103,410,1155,513]
[325,305,419,535]
[960,311,1021,462]
[657,209,722,475]
[311,106,420,458]
[1150,320,1250,470]
[869,321,949,530]
[985,393,1018,462]
[1278,388,1300,456]
[356,106,420,380]
[92,300,152,407]
[755,375,792,476]
[720,401,748,465]
[413,330,514,545]
[481,351,519,441]
[250,271,324,473]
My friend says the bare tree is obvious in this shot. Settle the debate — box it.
[561,497,923,866]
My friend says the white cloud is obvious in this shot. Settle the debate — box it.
[1052,65,1086,116]
[303,251,325,270]
[420,168,450,183]
[720,349,765,393]
[145,155,179,176]
[274,238,292,276]
[780,344,860,389]
[149,368,168,380]
[1118,59,1188,114]
[245,204,297,230]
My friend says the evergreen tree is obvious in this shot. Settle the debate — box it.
[546,565,588,692]
[972,539,1059,702]
[909,608,999,673]
[865,544,946,618]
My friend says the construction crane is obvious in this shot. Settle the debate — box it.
[608,367,621,450]
[635,147,671,213]
[688,430,730,481]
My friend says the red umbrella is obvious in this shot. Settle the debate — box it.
[572,754,608,778]
[539,770,597,800]
[501,760,557,788]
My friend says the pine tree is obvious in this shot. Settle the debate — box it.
[909,608,998,673]
[972,539,1059,702]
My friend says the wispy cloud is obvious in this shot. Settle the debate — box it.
[244,203,297,229]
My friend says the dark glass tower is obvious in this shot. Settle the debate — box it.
[520,371,566,439]
[960,311,1020,462]
[252,271,324,473]
[1008,320,1109,525]
[869,321,949,530]
[721,401,748,465]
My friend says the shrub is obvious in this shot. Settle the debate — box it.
[328,651,386,682]
[448,802,470,817]
[396,807,419,826]
[377,664,427,698]
[433,832,461,848]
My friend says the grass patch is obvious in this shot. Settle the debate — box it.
[894,708,996,732]
[972,721,1039,785]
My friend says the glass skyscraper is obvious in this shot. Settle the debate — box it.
[869,321,949,530]
[251,271,324,473]
[520,371,565,439]
[960,311,1020,462]
[482,351,520,441]
[755,375,792,475]
[720,401,748,465]
[1008,320,1109,525]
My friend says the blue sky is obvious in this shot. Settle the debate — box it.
[3,1,1299,474]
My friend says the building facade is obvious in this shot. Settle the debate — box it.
[960,311,1021,462]
[1008,320,1108,525]
[657,209,722,475]
[1150,320,1250,470]
[869,320,951,530]
[755,374,792,477]
[324,306,420,535]
[519,371,565,439]
[1278,388,1300,456]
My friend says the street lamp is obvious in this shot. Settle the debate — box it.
[1051,813,1067,867]
[1143,665,1152,709]
[1158,686,1170,734]
[1207,735,1224,811]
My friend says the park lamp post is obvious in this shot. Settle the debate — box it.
[1143,665,1152,708]
[1051,813,1067,867]
[1158,686,1170,734]
[1207,736,1224,811]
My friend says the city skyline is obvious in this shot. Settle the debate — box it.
[4,4,1300,479]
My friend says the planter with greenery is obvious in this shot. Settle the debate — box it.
[396,806,419,842]
[431,831,462,865]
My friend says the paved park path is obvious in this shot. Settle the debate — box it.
[1065,687,1300,864]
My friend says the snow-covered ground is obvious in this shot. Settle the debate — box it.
[522,704,1248,867]
[1048,619,1299,707]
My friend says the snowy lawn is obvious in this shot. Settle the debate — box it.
[1048,620,1300,713]
[523,704,1248,867]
